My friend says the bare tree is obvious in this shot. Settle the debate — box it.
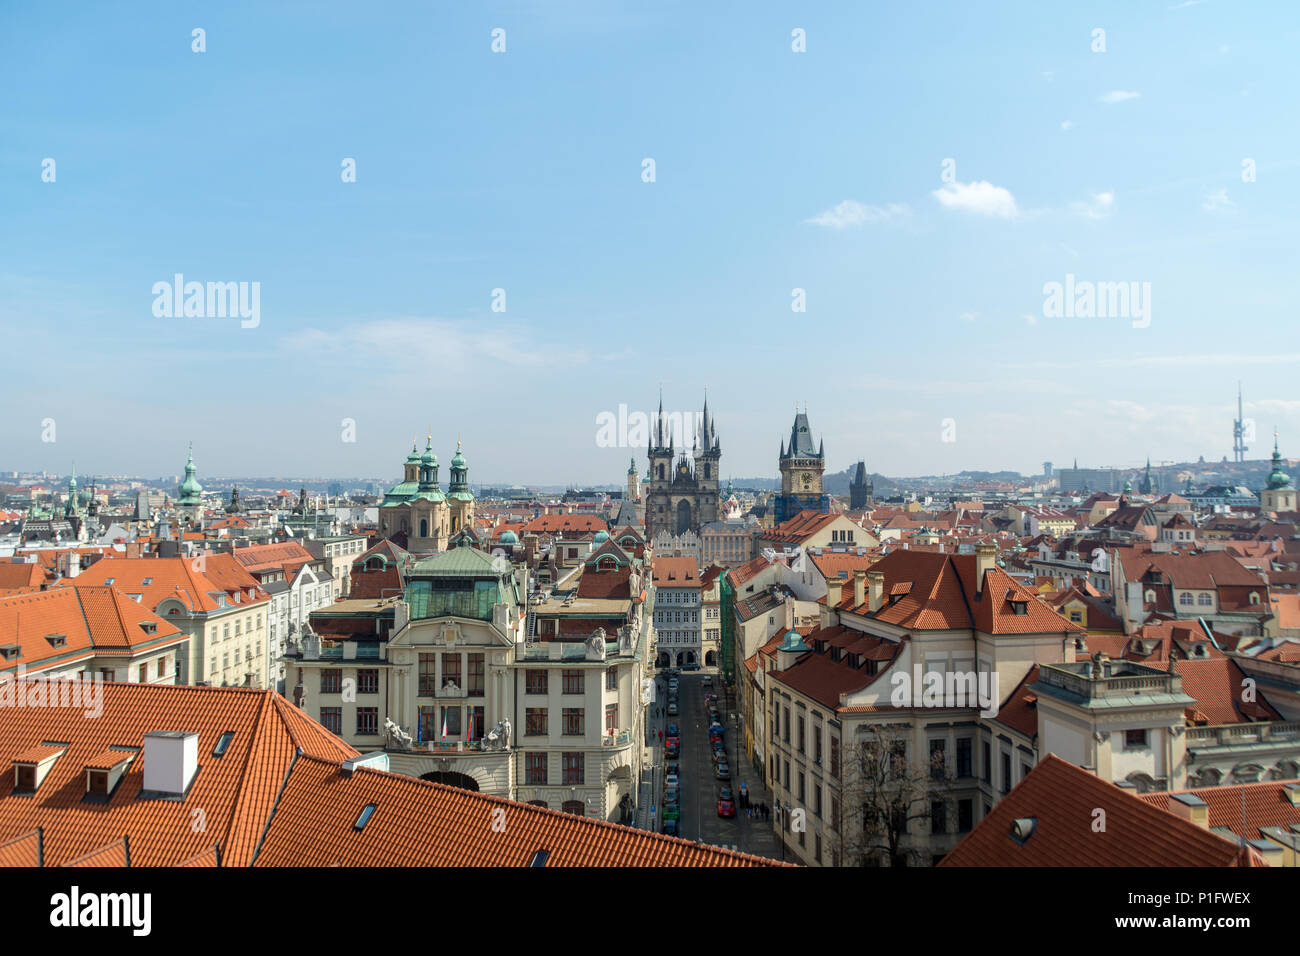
[837,724,952,867]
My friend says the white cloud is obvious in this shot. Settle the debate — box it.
[1202,188,1235,212]
[1060,120,1073,131]
[931,181,1019,219]
[1100,90,1141,104]
[1024,313,1038,326]
[1071,190,1115,220]
[804,199,911,228]
[285,317,587,369]
[959,311,979,322]
[1170,0,1207,8]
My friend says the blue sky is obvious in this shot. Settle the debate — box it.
[3,1,1298,485]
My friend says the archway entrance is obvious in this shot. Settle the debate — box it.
[705,650,717,666]
[419,770,480,792]
[676,499,692,534]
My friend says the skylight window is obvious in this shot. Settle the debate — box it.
[142,578,153,585]
[212,731,235,757]
[354,803,378,831]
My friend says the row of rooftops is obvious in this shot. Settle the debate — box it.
[0,682,777,867]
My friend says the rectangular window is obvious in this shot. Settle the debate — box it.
[606,666,618,691]
[526,669,548,695]
[441,653,461,689]
[320,707,341,735]
[526,707,548,736]
[526,752,548,785]
[441,706,462,737]
[562,752,584,785]
[813,784,822,817]
[320,669,342,694]
[813,723,823,765]
[356,707,378,736]
[783,707,790,743]
[1125,729,1148,749]
[930,739,946,779]
[956,738,972,778]
[468,653,485,697]
[931,800,947,834]
[468,705,484,740]
[563,669,584,695]
[797,715,806,753]
[138,664,147,683]
[958,799,974,833]
[563,708,585,736]
[1001,752,1012,794]
[417,708,437,742]
[357,669,379,695]
[982,741,992,784]
[419,654,437,695]
[797,771,805,803]
[830,738,840,779]
[605,702,618,734]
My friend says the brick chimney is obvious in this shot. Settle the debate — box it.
[853,569,866,608]
[1168,792,1209,829]
[975,542,997,595]
[867,570,884,613]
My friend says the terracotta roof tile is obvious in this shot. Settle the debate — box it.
[939,755,1253,867]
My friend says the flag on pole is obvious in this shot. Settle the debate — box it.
[441,712,447,740]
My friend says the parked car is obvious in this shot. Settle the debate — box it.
[665,772,679,789]
[667,702,679,716]
[717,794,736,818]
[708,725,724,741]
[665,786,679,805]
[665,744,679,759]
[665,762,680,777]
[666,724,680,736]
[667,736,681,751]
[715,761,731,780]
[718,785,734,802]
[683,662,700,671]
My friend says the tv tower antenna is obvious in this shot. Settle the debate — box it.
[1232,382,1249,463]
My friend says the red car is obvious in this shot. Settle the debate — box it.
[716,795,736,818]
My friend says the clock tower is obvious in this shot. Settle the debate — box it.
[774,408,829,524]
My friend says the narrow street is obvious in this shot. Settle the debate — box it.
[643,670,783,860]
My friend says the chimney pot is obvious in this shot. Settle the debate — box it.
[867,570,885,613]
[853,569,866,608]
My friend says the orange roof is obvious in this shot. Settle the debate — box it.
[939,755,1256,867]
[0,586,186,676]
[251,757,784,868]
[651,557,699,585]
[808,551,879,582]
[75,554,270,614]
[831,550,1081,635]
[0,683,777,868]
[762,510,841,544]
[523,515,609,535]
[0,562,52,593]
[1139,780,1300,840]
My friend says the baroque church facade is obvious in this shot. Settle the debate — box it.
[379,437,476,552]
[644,396,720,539]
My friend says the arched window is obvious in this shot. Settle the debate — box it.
[562,800,584,817]
[419,519,428,538]
[1144,590,1156,604]
[528,799,548,808]
[1178,593,1194,607]
[1197,593,1212,606]
[1249,592,1261,605]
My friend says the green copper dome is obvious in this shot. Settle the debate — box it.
[450,441,466,471]
[405,441,421,465]
[178,444,203,503]
[500,530,519,545]
[421,436,438,467]
[1267,435,1293,490]
[593,529,610,545]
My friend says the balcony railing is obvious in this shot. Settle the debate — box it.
[1186,720,1300,749]
[602,731,632,747]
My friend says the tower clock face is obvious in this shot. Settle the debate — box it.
[801,472,812,489]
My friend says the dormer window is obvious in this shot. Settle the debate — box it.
[1009,600,1028,616]
[0,645,21,662]
[44,634,67,649]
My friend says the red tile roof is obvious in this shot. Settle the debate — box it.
[939,755,1258,867]
[762,510,841,545]
[0,683,779,868]
[652,557,699,585]
[1138,781,1300,840]
[0,586,186,676]
[251,757,785,868]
